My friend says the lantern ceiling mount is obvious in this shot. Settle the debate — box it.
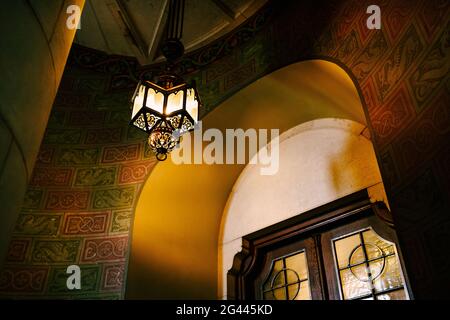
[130,0,200,161]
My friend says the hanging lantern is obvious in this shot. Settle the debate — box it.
[130,0,200,161]
[131,75,200,161]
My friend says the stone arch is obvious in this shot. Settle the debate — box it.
[218,117,387,298]
[125,59,387,299]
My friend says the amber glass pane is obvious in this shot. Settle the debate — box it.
[146,88,164,114]
[263,259,284,291]
[349,264,369,282]
[262,251,311,300]
[287,283,300,300]
[362,229,395,258]
[285,252,308,281]
[132,84,145,118]
[272,270,285,288]
[365,244,384,261]
[349,246,366,266]
[166,90,184,114]
[373,255,404,292]
[368,258,385,280]
[334,228,408,300]
[295,281,311,300]
[273,288,286,300]
[263,290,275,300]
[335,234,361,268]
[340,268,371,299]
[285,269,299,284]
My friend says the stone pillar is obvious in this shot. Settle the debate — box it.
[0,0,85,266]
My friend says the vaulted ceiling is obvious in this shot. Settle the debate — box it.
[75,0,267,65]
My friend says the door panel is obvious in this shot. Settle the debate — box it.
[253,237,324,300]
[227,193,411,300]
[321,218,409,300]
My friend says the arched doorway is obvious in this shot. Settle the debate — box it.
[125,59,399,299]
[221,119,410,300]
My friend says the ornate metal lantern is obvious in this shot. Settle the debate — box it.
[131,74,200,161]
[130,0,200,161]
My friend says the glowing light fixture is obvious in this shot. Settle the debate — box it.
[130,0,201,161]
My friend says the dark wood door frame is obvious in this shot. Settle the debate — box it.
[227,189,409,300]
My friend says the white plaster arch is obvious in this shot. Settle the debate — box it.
[218,118,389,299]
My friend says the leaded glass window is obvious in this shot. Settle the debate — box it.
[262,251,311,300]
[229,194,411,300]
[332,228,408,300]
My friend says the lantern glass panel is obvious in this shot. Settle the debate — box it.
[146,87,165,114]
[132,84,145,118]
[186,88,199,121]
[166,90,184,115]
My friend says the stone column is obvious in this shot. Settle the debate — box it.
[0,0,85,266]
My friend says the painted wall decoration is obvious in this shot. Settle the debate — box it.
[0,0,449,298]
[0,65,157,299]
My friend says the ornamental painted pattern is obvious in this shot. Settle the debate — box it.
[74,167,117,187]
[44,129,82,145]
[14,214,62,236]
[57,147,100,166]
[36,147,55,165]
[409,21,450,111]
[22,190,44,210]
[30,167,74,187]
[62,212,110,235]
[0,267,48,293]
[81,236,128,263]
[45,191,90,211]
[101,145,141,164]
[0,62,157,299]
[110,210,133,233]
[373,26,424,103]
[92,187,136,209]
[31,240,81,264]
[371,85,416,148]
[6,240,30,263]
[118,161,157,184]
[68,111,106,127]
[85,127,123,145]
[102,263,125,291]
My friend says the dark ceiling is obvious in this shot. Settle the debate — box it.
[75,0,267,65]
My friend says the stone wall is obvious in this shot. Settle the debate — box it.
[0,65,156,299]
